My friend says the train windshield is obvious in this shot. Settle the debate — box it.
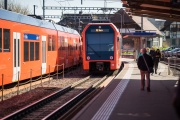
[86,33,114,52]
[85,25,115,60]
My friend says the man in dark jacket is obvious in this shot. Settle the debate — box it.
[137,48,154,92]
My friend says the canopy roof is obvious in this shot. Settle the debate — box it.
[121,0,180,22]
[132,16,163,36]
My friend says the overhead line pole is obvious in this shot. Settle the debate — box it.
[34,5,36,15]
[4,0,7,10]
[43,0,45,19]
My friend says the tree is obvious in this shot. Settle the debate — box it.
[0,0,30,15]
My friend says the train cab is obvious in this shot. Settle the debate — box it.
[82,23,122,73]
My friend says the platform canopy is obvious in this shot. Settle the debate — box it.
[123,15,163,38]
[123,32,156,38]
[121,0,180,22]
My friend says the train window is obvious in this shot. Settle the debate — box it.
[24,41,39,62]
[60,36,62,50]
[24,42,29,61]
[52,35,56,51]
[35,42,39,60]
[86,33,114,52]
[3,29,10,52]
[58,36,61,50]
[23,33,40,62]
[48,35,56,51]
[0,28,2,52]
[48,35,52,51]
[30,42,34,61]
[61,36,65,50]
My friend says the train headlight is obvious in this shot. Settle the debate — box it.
[87,56,90,60]
[110,56,113,60]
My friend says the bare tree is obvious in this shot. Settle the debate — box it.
[0,0,30,15]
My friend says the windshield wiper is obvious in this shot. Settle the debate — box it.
[87,45,101,58]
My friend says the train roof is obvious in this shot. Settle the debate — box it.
[0,9,79,35]
[85,23,119,32]
[87,23,113,25]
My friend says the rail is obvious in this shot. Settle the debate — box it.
[1,75,106,119]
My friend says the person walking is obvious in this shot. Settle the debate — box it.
[154,49,161,74]
[137,48,154,92]
[149,47,156,75]
[149,47,156,58]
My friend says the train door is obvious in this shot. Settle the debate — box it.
[42,36,47,74]
[13,32,20,82]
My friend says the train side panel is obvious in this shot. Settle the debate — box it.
[0,19,13,85]
[0,16,81,86]
[57,32,81,68]
[46,30,58,73]
[57,31,66,69]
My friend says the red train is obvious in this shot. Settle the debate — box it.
[0,9,82,86]
[82,23,122,73]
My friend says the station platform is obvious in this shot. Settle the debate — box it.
[72,58,180,120]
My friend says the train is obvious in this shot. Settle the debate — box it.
[82,23,122,73]
[0,9,82,86]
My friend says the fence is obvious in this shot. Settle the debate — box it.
[0,64,65,101]
[161,57,180,76]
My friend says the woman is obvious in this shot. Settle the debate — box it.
[154,49,161,74]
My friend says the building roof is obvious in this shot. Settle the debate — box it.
[132,16,163,36]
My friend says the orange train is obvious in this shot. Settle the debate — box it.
[82,23,122,72]
[0,9,82,86]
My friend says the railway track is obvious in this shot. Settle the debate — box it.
[0,65,86,101]
[2,73,113,120]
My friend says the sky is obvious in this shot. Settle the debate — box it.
[14,0,122,22]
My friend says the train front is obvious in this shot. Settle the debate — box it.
[82,23,121,73]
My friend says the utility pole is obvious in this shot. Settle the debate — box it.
[4,0,7,10]
[43,0,45,19]
[141,16,143,31]
[33,5,37,15]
